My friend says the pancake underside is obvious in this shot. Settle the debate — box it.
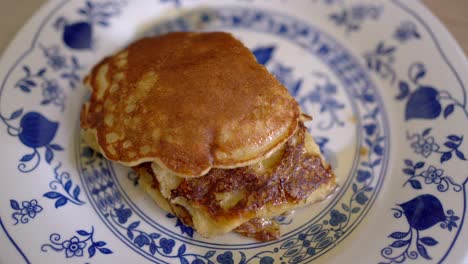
[136,123,336,241]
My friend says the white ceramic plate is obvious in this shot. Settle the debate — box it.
[1,0,467,263]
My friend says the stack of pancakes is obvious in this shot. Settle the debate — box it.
[81,32,336,241]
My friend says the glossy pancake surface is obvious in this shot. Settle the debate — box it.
[81,32,300,177]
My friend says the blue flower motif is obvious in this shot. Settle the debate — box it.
[259,256,274,264]
[329,209,347,226]
[159,238,175,254]
[115,205,132,224]
[20,200,42,218]
[411,136,439,158]
[355,192,369,205]
[11,199,43,225]
[41,80,65,110]
[62,236,86,258]
[299,73,345,130]
[41,45,67,70]
[323,83,337,94]
[329,4,381,33]
[394,21,421,42]
[41,227,112,259]
[421,165,443,184]
[350,5,368,20]
[217,251,234,264]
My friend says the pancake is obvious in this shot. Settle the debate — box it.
[81,31,336,241]
[81,32,300,177]
[137,122,336,240]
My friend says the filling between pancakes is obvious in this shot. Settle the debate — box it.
[136,122,336,241]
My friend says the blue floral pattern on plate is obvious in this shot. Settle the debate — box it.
[10,199,43,225]
[0,110,63,172]
[41,226,112,258]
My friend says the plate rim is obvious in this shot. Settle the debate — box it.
[0,0,467,263]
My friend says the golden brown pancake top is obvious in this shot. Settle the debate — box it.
[81,32,300,177]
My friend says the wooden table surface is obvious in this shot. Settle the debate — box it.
[1,0,467,56]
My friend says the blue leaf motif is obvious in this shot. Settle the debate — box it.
[19,85,31,93]
[94,241,106,247]
[390,239,409,248]
[456,150,466,160]
[23,66,30,75]
[49,144,64,151]
[403,168,415,175]
[149,233,160,239]
[149,242,157,255]
[448,135,461,141]
[127,230,134,240]
[18,112,59,148]
[444,104,455,118]
[77,230,90,236]
[388,231,407,239]
[45,147,53,164]
[10,200,20,210]
[98,248,113,254]
[178,244,186,255]
[420,237,438,246]
[73,186,81,199]
[179,257,189,264]
[9,109,23,120]
[43,191,62,199]
[409,63,426,83]
[128,221,140,229]
[405,86,441,120]
[422,128,432,137]
[414,162,425,169]
[409,180,422,189]
[417,244,431,260]
[441,152,452,163]
[205,250,216,258]
[404,159,413,167]
[55,197,68,208]
[37,68,47,76]
[396,81,410,100]
[88,246,96,258]
[64,180,72,192]
[252,46,275,65]
[20,153,35,162]
[444,142,458,149]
